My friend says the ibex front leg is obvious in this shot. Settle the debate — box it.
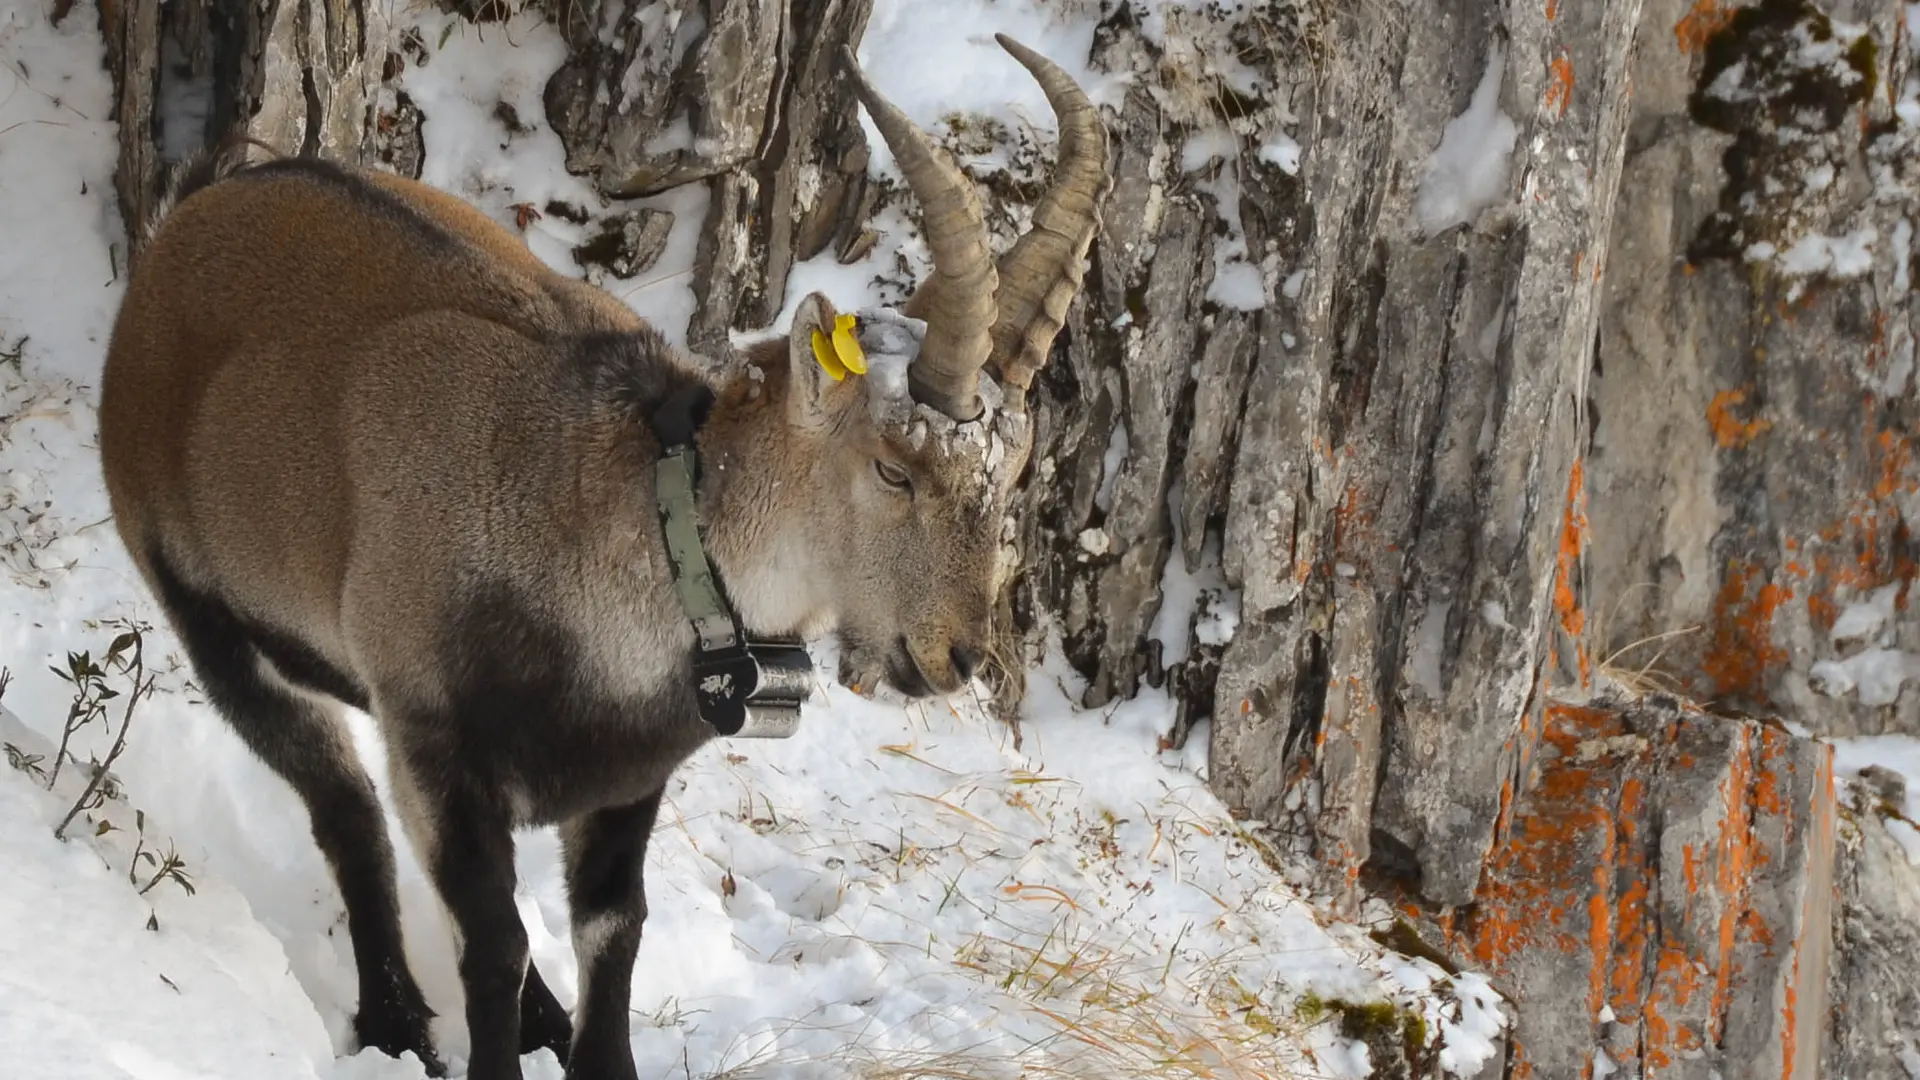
[392,759,529,1080]
[559,793,663,1080]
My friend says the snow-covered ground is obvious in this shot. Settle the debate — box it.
[0,2,1508,1078]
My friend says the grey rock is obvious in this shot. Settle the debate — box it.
[1825,785,1920,1079]
[103,0,388,263]
[572,208,676,282]
[544,0,782,198]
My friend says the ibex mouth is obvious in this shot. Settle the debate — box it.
[887,637,939,699]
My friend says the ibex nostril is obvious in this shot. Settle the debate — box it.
[950,644,983,681]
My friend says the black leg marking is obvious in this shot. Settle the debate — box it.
[408,779,527,1080]
[147,551,441,1075]
[521,962,572,1063]
[561,794,662,1080]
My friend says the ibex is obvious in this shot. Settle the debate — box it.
[98,33,1107,1080]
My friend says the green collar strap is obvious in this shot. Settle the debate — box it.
[649,385,812,738]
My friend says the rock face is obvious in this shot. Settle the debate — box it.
[1826,784,1920,1077]
[1588,0,1920,741]
[543,0,783,198]
[1393,696,1837,1079]
[94,0,387,260]
[91,0,1920,1075]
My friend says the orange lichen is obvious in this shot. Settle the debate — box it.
[1709,730,1756,1040]
[1675,0,1735,54]
[1706,386,1773,449]
[1332,481,1376,559]
[1554,459,1591,685]
[1545,54,1575,118]
[1413,702,1834,1079]
[1871,428,1914,501]
[1702,560,1790,701]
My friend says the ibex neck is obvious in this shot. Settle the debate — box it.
[686,359,836,642]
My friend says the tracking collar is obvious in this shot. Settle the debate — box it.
[649,383,812,738]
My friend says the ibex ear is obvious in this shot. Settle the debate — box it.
[786,291,862,428]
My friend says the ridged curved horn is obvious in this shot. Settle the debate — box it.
[986,34,1112,409]
[838,45,997,422]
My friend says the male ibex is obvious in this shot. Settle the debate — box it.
[98,33,1107,1080]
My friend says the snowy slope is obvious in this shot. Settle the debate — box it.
[1,2,1507,1078]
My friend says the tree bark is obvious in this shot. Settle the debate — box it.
[96,0,1920,1074]
[96,0,387,261]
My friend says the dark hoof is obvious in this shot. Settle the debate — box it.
[520,963,574,1062]
[355,979,444,1076]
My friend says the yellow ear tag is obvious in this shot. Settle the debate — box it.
[809,313,866,382]
[810,328,848,381]
[831,314,867,376]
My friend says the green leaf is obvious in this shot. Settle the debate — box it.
[107,632,138,663]
[95,819,114,836]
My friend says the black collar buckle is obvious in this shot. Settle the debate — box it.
[651,382,815,739]
[692,639,813,738]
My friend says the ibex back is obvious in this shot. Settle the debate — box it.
[98,34,1107,1080]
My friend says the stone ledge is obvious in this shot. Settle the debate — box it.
[1387,696,1835,1079]
[1823,782,1920,1079]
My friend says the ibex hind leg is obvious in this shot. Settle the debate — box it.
[520,961,573,1063]
[146,550,444,1076]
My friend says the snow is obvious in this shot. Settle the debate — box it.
[0,1,1508,1077]
[1810,648,1920,706]
[394,6,710,355]
[1258,131,1301,175]
[1482,601,1514,633]
[1810,583,1920,707]
[1209,258,1269,311]
[1415,41,1517,235]
[1827,733,1920,864]
[1829,736,1920,819]
[0,706,348,1080]
[1831,584,1902,643]
[1775,226,1877,277]
[1438,972,1507,1074]
[1894,218,1914,295]
[851,0,1127,183]
[1148,485,1243,669]
[1181,130,1270,312]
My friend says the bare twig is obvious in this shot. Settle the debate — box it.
[54,632,152,841]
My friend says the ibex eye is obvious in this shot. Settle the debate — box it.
[874,459,912,492]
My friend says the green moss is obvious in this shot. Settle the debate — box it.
[1336,1000,1402,1040]
[1297,992,1432,1066]
[1369,918,1460,976]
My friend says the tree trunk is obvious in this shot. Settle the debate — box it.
[94,0,1920,1075]
[96,0,388,261]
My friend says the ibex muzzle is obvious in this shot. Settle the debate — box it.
[97,33,1107,1080]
